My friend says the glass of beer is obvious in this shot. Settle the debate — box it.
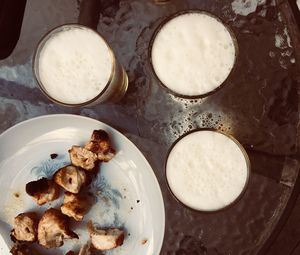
[33,24,128,107]
[150,11,238,98]
[165,129,250,212]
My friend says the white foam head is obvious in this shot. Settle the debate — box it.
[151,12,236,96]
[166,130,249,211]
[37,25,113,104]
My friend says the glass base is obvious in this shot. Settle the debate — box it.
[107,67,128,103]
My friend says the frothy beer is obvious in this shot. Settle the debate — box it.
[35,25,128,105]
[151,12,236,97]
[166,130,249,211]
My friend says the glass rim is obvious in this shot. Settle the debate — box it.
[32,23,116,107]
[165,128,251,213]
[149,10,239,99]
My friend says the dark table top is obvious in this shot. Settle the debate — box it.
[0,0,300,254]
[266,196,300,255]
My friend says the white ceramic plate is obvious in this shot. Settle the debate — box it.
[0,114,165,255]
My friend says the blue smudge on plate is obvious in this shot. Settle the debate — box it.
[30,154,69,179]
[90,175,123,209]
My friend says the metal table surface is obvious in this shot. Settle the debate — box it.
[0,0,300,254]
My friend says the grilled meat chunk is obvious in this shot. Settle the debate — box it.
[85,130,110,153]
[85,130,115,162]
[69,146,98,171]
[11,212,38,242]
[87,221,124,251]
[61,192,92,221]
[38,208,78,248]
[69,130,115,170]
[25,178,60,205]
[10,244,40,255]
[54,165,87,194]
[96,148,115,162]
[90,130,110,144]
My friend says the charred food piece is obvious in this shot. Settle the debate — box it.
[25,178,60,205]
[85,130,110,153]
[38,208,78,248]
[66,252,76,255]
[10,243,41,255]
[61,192,92,221]
[11,212,38,242]
[85,130,115,162]
[87,221,125,251]
[96,148,115,162]
[69,146,98,171]
[54,165,87,194]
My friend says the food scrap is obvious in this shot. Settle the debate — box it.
[87,221,125,251]
[141,238,148,245]
[13,192,20,198]
[50,153,58,159]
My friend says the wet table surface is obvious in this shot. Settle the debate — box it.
[0,0,300,254]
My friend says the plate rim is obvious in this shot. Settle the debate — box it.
[0,113,166,254]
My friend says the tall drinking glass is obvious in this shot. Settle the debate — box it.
[33,24,128,107]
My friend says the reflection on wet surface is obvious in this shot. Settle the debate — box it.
[0,0,299,254]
